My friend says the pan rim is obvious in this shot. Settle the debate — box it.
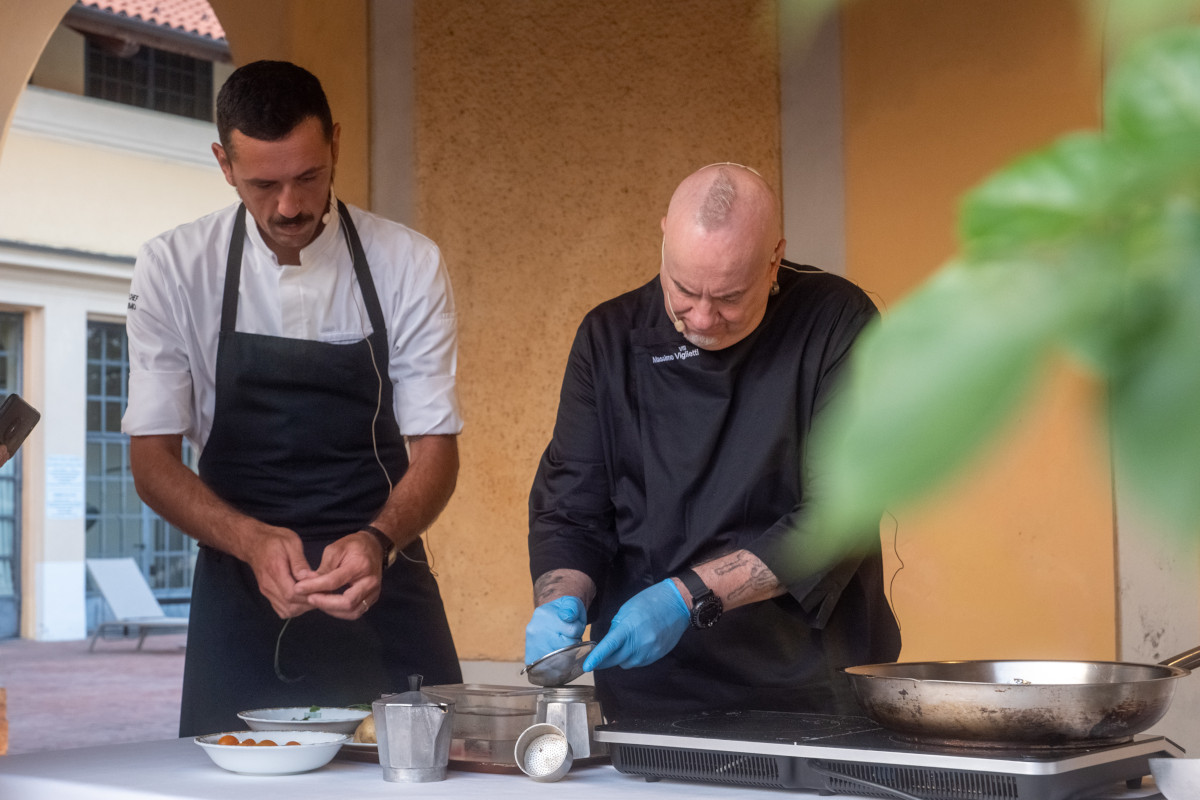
[843,658,1191,683]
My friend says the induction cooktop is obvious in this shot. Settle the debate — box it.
[593,710,1183,800]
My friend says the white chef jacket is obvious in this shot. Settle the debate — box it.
[122,196,462,452]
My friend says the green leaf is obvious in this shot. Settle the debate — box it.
[1109,208,1200,536]
[811,260,1078,541]
[804,23,1200,549]
[959,133,1128,262]
[1107,26,1200,143]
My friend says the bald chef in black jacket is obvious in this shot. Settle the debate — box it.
[525,163,901,722]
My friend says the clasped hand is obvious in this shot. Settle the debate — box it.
[582,579,689,672]
[246,526,382,621]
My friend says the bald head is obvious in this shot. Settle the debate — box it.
[659,164,785,350]
[665,163,781,242]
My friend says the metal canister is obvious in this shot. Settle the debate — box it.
[373,674,456,782]
[535,685,607,760]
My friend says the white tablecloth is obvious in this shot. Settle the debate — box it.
[0,737,852,800]
[0,736,1168,799]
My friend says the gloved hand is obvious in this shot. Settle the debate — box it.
[582,579,689,672]
[524,595,587,665]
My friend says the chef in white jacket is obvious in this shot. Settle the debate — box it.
[123,60,461,736]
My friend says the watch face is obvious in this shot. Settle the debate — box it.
[691,595,723,628]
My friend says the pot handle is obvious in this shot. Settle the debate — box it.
[1160,645,1200,670]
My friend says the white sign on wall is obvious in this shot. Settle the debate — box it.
[45,454,85,519]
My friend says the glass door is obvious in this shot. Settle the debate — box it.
[0,312,25,639]
[85,320,196,629]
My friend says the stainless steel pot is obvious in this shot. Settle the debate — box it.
[843,645,1200,747]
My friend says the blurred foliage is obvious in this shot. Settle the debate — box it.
[810,19,1200,548]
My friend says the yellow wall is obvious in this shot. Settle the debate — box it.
[842,0,1116,660]
[0,132,233,255]
[412,0,782,659]
[207,0,371,210]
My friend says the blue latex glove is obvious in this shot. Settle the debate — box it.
[582,579,689,672]
[524,595,587,665]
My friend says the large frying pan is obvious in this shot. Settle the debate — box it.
[844,646,1200,748]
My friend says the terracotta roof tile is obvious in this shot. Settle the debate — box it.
[78,0,225,41]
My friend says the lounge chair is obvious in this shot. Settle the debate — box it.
[86,558,188,651]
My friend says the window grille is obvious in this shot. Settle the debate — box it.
[85,321,196,620]
[84,37,213,121]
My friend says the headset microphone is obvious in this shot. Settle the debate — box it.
[321,189,333,226]
[667,296,685,333]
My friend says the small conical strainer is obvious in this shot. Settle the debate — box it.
[514,723,573,782]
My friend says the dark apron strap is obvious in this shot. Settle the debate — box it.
[220,205,247,334]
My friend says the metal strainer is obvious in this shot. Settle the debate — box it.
[522,641,596,687]
[514,723,573,782]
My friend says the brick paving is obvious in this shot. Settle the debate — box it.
[0,632,186,755]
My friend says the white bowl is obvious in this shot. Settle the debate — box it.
[1151,757,1200,800]
[237,706,370,735]
[195,730,348,775]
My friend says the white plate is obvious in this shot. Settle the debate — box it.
[342,740,378,752]
[195,730,348,775]
[237,706,370,735]
[1151,757,1200,800]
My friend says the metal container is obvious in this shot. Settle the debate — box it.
[514,723,573,782]
[426,683,542,770]
[373,675,455,782]
[536,685,607,760]
[844,645,1200,748]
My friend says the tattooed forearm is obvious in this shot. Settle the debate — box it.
[533,572,567,604]
[697,550,785,609]
[726,557,782,604]
[533,568,596,607]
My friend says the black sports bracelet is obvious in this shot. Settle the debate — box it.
[361,524,397,567]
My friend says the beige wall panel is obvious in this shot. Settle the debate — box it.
[414,0,781,659]
[208,0,371,209]
[843,1,1115,660]
[0,133,233,256]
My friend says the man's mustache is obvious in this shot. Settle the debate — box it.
[271,212,313,227]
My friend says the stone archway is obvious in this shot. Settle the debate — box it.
[0,0,371,206]
[0,0,76,151]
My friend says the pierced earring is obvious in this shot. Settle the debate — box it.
[770,281,780,296]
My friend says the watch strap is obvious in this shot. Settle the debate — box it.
[362,524,397,568]
[677,568,712,606]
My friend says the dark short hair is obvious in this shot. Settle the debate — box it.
[216,60,334,155]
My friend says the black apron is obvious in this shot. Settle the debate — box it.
[179,202,460,737]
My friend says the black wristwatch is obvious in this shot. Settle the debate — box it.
[678,568,723,629]
[362,524,397,568]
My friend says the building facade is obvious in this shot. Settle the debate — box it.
[0,2,234,640]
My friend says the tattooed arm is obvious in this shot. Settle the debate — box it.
[672,550,786,610]
[533,568,597,608]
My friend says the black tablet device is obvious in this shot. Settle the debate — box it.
[0,392,40,455]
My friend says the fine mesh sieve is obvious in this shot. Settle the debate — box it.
[523,641,596,687]
[515,723,573,782]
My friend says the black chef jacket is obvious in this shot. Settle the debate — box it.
[528,262,901,722]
